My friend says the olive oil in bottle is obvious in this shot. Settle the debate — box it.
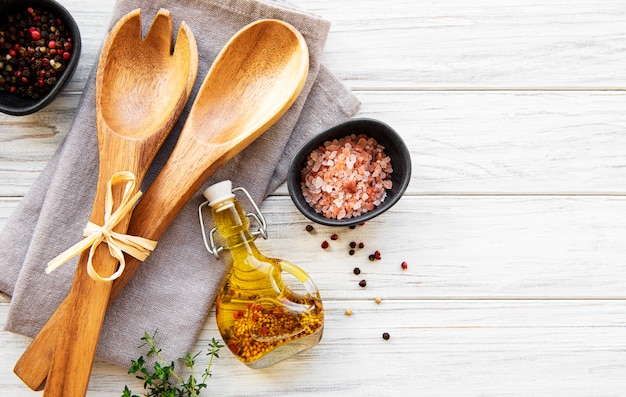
[201,181,324,369]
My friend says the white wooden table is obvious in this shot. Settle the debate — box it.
[2,0,626,395]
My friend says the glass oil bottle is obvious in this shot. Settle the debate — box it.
[199,180,324,369]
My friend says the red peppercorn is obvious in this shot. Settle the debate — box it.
[321,240,329,249]
[401,261,408,270]
[42,58,50,67]
[9,86,17,94]
[48,40,56,49]
[374,250,382,260]
[27,7,34,14]
[30,29,41,41]
[330,233,338,241]
[9,49,16,57]
[21,77,29,84]
[233,310,244,320]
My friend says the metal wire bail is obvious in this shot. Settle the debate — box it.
[198,185,268,259]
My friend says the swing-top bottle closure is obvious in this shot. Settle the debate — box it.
[198,180,268,259]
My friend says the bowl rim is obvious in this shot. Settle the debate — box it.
[287,117,412,227]
[0,0,82,116]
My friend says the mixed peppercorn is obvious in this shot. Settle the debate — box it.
[0,6,74,99]
[306,222,410,342]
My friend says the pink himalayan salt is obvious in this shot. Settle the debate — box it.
[300,133,393,220]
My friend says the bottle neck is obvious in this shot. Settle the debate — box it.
[210,198,257,254]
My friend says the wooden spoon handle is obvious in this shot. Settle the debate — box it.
[42,167,137,396]
[43,247,121,396]
[13,302,68,391]
[13,254,141,391]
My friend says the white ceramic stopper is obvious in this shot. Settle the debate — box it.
[203,180,235,207]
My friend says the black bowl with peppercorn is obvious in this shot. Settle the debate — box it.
[287,118,412,227]
[0,0,81,116]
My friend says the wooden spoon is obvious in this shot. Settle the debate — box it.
[14,18,308,394]
[12,9,198,395]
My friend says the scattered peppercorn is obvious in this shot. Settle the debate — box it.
[374,250,381,260]
[305,224,314,232]
[353,267,361,275]
[359,279,367,288]
[330,233,338,241]
[321,240,329,249]
[0,6,74,99]
[360,222,366,226]
[368,254,376,261]
[349,225,356,229]
[358,242,364,249]
[382,332,390,340]
[374,297,382,304]
[344,308,353,316]
[401,261,408,270]
[349,241,357,249]
[349,249,355,256]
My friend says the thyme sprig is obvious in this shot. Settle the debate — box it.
[122,330,223,397]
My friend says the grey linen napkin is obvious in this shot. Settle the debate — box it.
[0,0,359,367]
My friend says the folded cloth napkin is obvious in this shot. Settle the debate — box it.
[0,0,359,367]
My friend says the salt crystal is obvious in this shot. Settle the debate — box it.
[315,176,323,189]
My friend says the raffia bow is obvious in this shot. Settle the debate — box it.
[45,171,157,282]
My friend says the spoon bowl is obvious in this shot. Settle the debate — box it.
[98,10,196,137]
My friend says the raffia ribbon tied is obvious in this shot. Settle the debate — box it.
[45,171,157,282]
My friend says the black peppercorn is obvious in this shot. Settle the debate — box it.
[382,332,390,340]
[353,267,361,275]
[305,224,314,232]
[358,279,367,288]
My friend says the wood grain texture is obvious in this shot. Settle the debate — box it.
[6,91,626,197]
[2,300,626,396]
[2,0,626,395]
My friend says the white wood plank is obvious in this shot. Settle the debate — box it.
[4,196,626,298]
[289,0,626,89]
[2,299,625,396]
[22,0,626,90]
[5,91,626,197]
[255,196,626,299]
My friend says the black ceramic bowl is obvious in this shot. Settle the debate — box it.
[0,0,81,116]
[287,118,412,227]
